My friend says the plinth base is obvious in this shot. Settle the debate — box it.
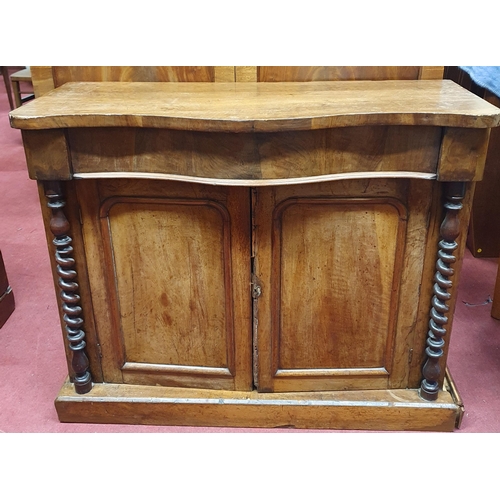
[55,371,463,431]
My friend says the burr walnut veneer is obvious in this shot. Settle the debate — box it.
[10,79,500,431]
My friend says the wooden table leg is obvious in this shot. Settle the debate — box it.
[12,79,22,108]
[1,66,15,110]
[491,262,500,319]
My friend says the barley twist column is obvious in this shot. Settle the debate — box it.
[420,182,465,401]
[45,181,92,394]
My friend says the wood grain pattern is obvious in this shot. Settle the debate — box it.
[419,67,445,80]
[235,66,257,82]
[274,198,406,376]
[10,81,500,132]
[258,66,421,82]
[253,179,436,392]
[30,66,55,97]
[54,379,460,431]
[214,67,235,82]
[16,68,490,429]
[101,198,233,371]
[437,128,491,182]
[21,130,71,180]
[66,126,442,183]
[76,179,252,391]
[52,66,216,85]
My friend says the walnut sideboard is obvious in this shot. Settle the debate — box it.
[10,80,500,431]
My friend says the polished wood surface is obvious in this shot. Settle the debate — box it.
[258,66,424,82]
[10,80,500,132]
[253,179,439,392]
[52,66,216,85]
[58,125,442,184]
[11,67,499,430]
[74,179,252,391]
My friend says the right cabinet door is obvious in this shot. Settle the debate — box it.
[252,178,438,392]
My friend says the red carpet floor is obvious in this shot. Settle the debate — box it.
[1,74,500,433]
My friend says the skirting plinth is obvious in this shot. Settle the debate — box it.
[55,372,463,431]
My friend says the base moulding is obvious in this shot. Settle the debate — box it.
[55,370,463,431]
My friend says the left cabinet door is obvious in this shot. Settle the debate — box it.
[76,179,253,391]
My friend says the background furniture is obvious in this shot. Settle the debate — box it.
[1,66,15,110]
[10,66,500,431]
[445,67,500,259]
[10,68,34,108]
[0,251,15,329]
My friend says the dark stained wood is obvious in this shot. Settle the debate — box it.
[445,67,500,258]
[467,94,500,257]
[0,251,15,328]
[44,181,92,394]
[420,182,466,401]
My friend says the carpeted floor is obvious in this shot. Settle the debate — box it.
[1,71,500,433]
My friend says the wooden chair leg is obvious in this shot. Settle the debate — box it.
[12,80,22,108]
[1,66,15,110]
[491,260,500,319]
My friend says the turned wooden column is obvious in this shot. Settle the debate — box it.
[420,182,466,401]
[44,181,92,394]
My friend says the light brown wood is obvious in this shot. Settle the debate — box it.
[54,378,461,431]
[11,69,498,430]
[10,68,33,108]
[253,179,438,392]
[235,66,257,82]
[30,66,55,97]
[419,66,445,80]
[214,66,235,82]
[257,66,422,82]
[22,130,72,180]
[437,128,491,182]
[75,179,252,391]
[73,171,437,185]
[10,81,500,132]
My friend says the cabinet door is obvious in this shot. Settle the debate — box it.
[77,179,252,391]
[253,179,435,392]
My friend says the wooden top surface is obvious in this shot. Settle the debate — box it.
[9,80,500,132]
